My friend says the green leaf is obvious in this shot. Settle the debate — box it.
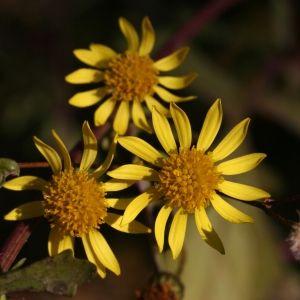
[0,158,20,188]
[0,250,97,296]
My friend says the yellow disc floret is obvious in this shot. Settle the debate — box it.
[158,147,224,213]
[42,168,109,237]
[104,51,159,102]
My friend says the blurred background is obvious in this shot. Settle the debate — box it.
[1,0,300,299]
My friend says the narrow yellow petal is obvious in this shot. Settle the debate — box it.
[113,101,130,136]
[154,86,196,103]
[211,194,254,223]
[89,230,120,275]
[121,187,164,226]
[104,178,135,191]
[69,88,107,108]
[139,16,155,56]
[213,118,250,162]
[144,95,171,117]
[105,213,151,233]
[80,121,97,171]
[48,227,74,256]
[89,43,117,59]
[3,176,47,191]
[92,133,118,179]
[73,49,110,68]
[119,17,139,53]
[158,73,198,89]
[155,205,173,252]
[52,130,71,171]
[219,180,270,200]
[82,233,106,278]
[65,68,104,84]
[194,207,225,254]
[132,101,153,134]
[153,47,189,71]
[117,136,164,167]
[168,208,188,260]
[197,99,223,152]
[107,164,159,181]
[33,136,61,176]
[217,153,266,175]
[170,102,191,150]
[152,106,177,155]
[106,197,135,210]
[4,201,44,220]
[94,97,116,126]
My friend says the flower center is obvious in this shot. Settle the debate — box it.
[104,51,159,102]
[42,168,109,237]
[158,148,223,213]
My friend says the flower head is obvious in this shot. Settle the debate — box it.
[3,121,150,277]
[107,99,270,259]
[65,17,197,135]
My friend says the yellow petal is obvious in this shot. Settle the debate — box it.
[194,207,224,254]
[113,101,130,136]
[80,121,97,171]
[3,176,47,191]
[104,178,136,191]
[107,164,159,181]
[94,97,116,126]
[155,205,173,252]
[219,180,270,200]
[144,95,171,117]
[153,86,196,103]
[213,118,250,162]
[69,88,107,108]
[73,49,110,68]
[89,43,117,59]
[139,16,155,56]
[52,130,71,171]
[119,17,139,53]
[65,68,104,84]
[132,101,153,134]
[168,208,188,260]
[217,153,266,175]
[89,229,120,275]
[82,232,106,278]
[197,99,222,152]
[105,213,151,233]
[48,227,74,256]
[152,106,177,155]
[170,102,191,150]
[153,47,189,71]
[4,201,44,220]
[33,136,61,176]
[117,136,164,167]
[211,194,254,223]
[158,73,198,89]
[106,197,135,210]
[121,187,164,226]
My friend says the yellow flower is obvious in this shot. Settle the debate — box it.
[3,121,150,278]
[107,99,270,259]
[65,16,197,135]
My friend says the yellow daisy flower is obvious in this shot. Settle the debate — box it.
[3,121,150,277]
[65,16,197,135]
[107,99,270,259]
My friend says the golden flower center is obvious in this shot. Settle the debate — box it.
[158,148,223,213]
[42,168,109,237]
[104,51,159,102]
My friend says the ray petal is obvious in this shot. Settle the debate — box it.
[106,197,135,210]
[4,201,44,220]
[113,101,130,136]
[139,16,155,56]
[33,136,61,176]
[3,176,47,191]
[211,194,254,223]
[158,73,198,89]
[195,207,225,254]
[52,130,71,171]
[65,68,104,84]
[119,17,139,53]
[197,99,223,151]
[168,208,188,259]
[94,97,116,126]
[73,49,110,68]
[89,43,117,59]
[144,95,171,117]
[132,101,153,134]
[153,86,196,103]
[213,118,250,162]
[48,227,74,256]
[104,178,135,191]
[68,88,107,108]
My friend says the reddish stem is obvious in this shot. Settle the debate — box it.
[18,162,50,168]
